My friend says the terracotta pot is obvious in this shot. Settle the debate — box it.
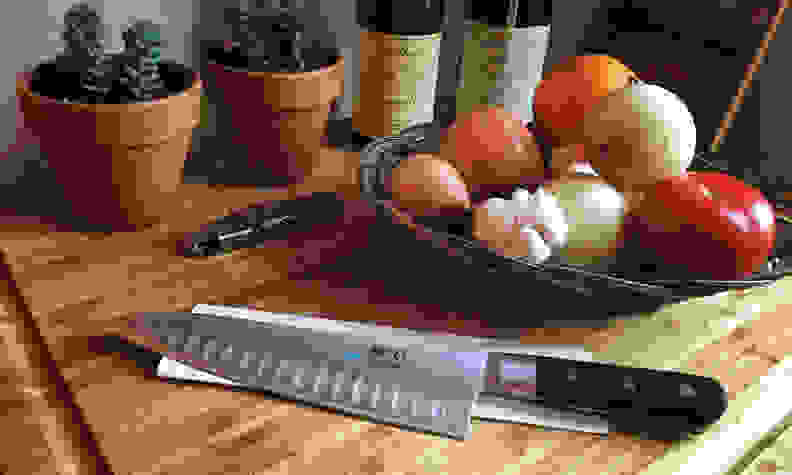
[204,50,344,186]
[17,61,202,231]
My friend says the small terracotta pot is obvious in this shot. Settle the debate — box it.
[17,62,202,231]
[204,50,344,186]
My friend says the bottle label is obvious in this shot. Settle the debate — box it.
[456,21,550,125]
[352,30,442,137]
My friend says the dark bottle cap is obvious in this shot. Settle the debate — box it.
[466,0,552,28]
[357,0,445,36]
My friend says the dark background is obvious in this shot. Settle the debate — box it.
[577,0,786,200]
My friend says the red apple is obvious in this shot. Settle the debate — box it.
[631,172,776,280]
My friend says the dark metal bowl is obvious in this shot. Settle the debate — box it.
[359,122,792,321]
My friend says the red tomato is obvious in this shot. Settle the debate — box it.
[630,172,776,280]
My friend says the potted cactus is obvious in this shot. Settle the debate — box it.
[203,4,344,186]
[17,3,202,230]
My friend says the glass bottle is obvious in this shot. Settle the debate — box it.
[455,0,552,125]
[351,0,446,141]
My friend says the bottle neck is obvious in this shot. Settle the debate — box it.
[465,0,551,29]
[357,0,445,36]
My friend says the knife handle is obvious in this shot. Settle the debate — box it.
[483,353,728,440]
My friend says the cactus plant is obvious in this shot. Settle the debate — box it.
[221,5,335,73]
[55,3,110,102]
[19,2,202,231]
[118,20,169,102]
[61,3,103,66]
[33,3,178,104]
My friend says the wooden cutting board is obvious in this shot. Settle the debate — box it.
[0,146,790,475]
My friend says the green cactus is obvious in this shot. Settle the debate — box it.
[57,2,112,101]
[62,3,103,61]
[222,6,315,72]
[118,20,168,102]
[47,4,175,103]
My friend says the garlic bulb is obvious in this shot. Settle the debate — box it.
[513,187,568,248]
[508,225,552,263]
[473,189,568,264]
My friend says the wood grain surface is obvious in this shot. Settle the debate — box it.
[0,243,114,475]
[0,146,790,475]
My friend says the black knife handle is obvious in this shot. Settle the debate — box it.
[482,353,728,441]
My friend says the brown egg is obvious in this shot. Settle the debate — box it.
[387,153,471,216]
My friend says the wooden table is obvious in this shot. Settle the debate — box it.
[0,145,791,475]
